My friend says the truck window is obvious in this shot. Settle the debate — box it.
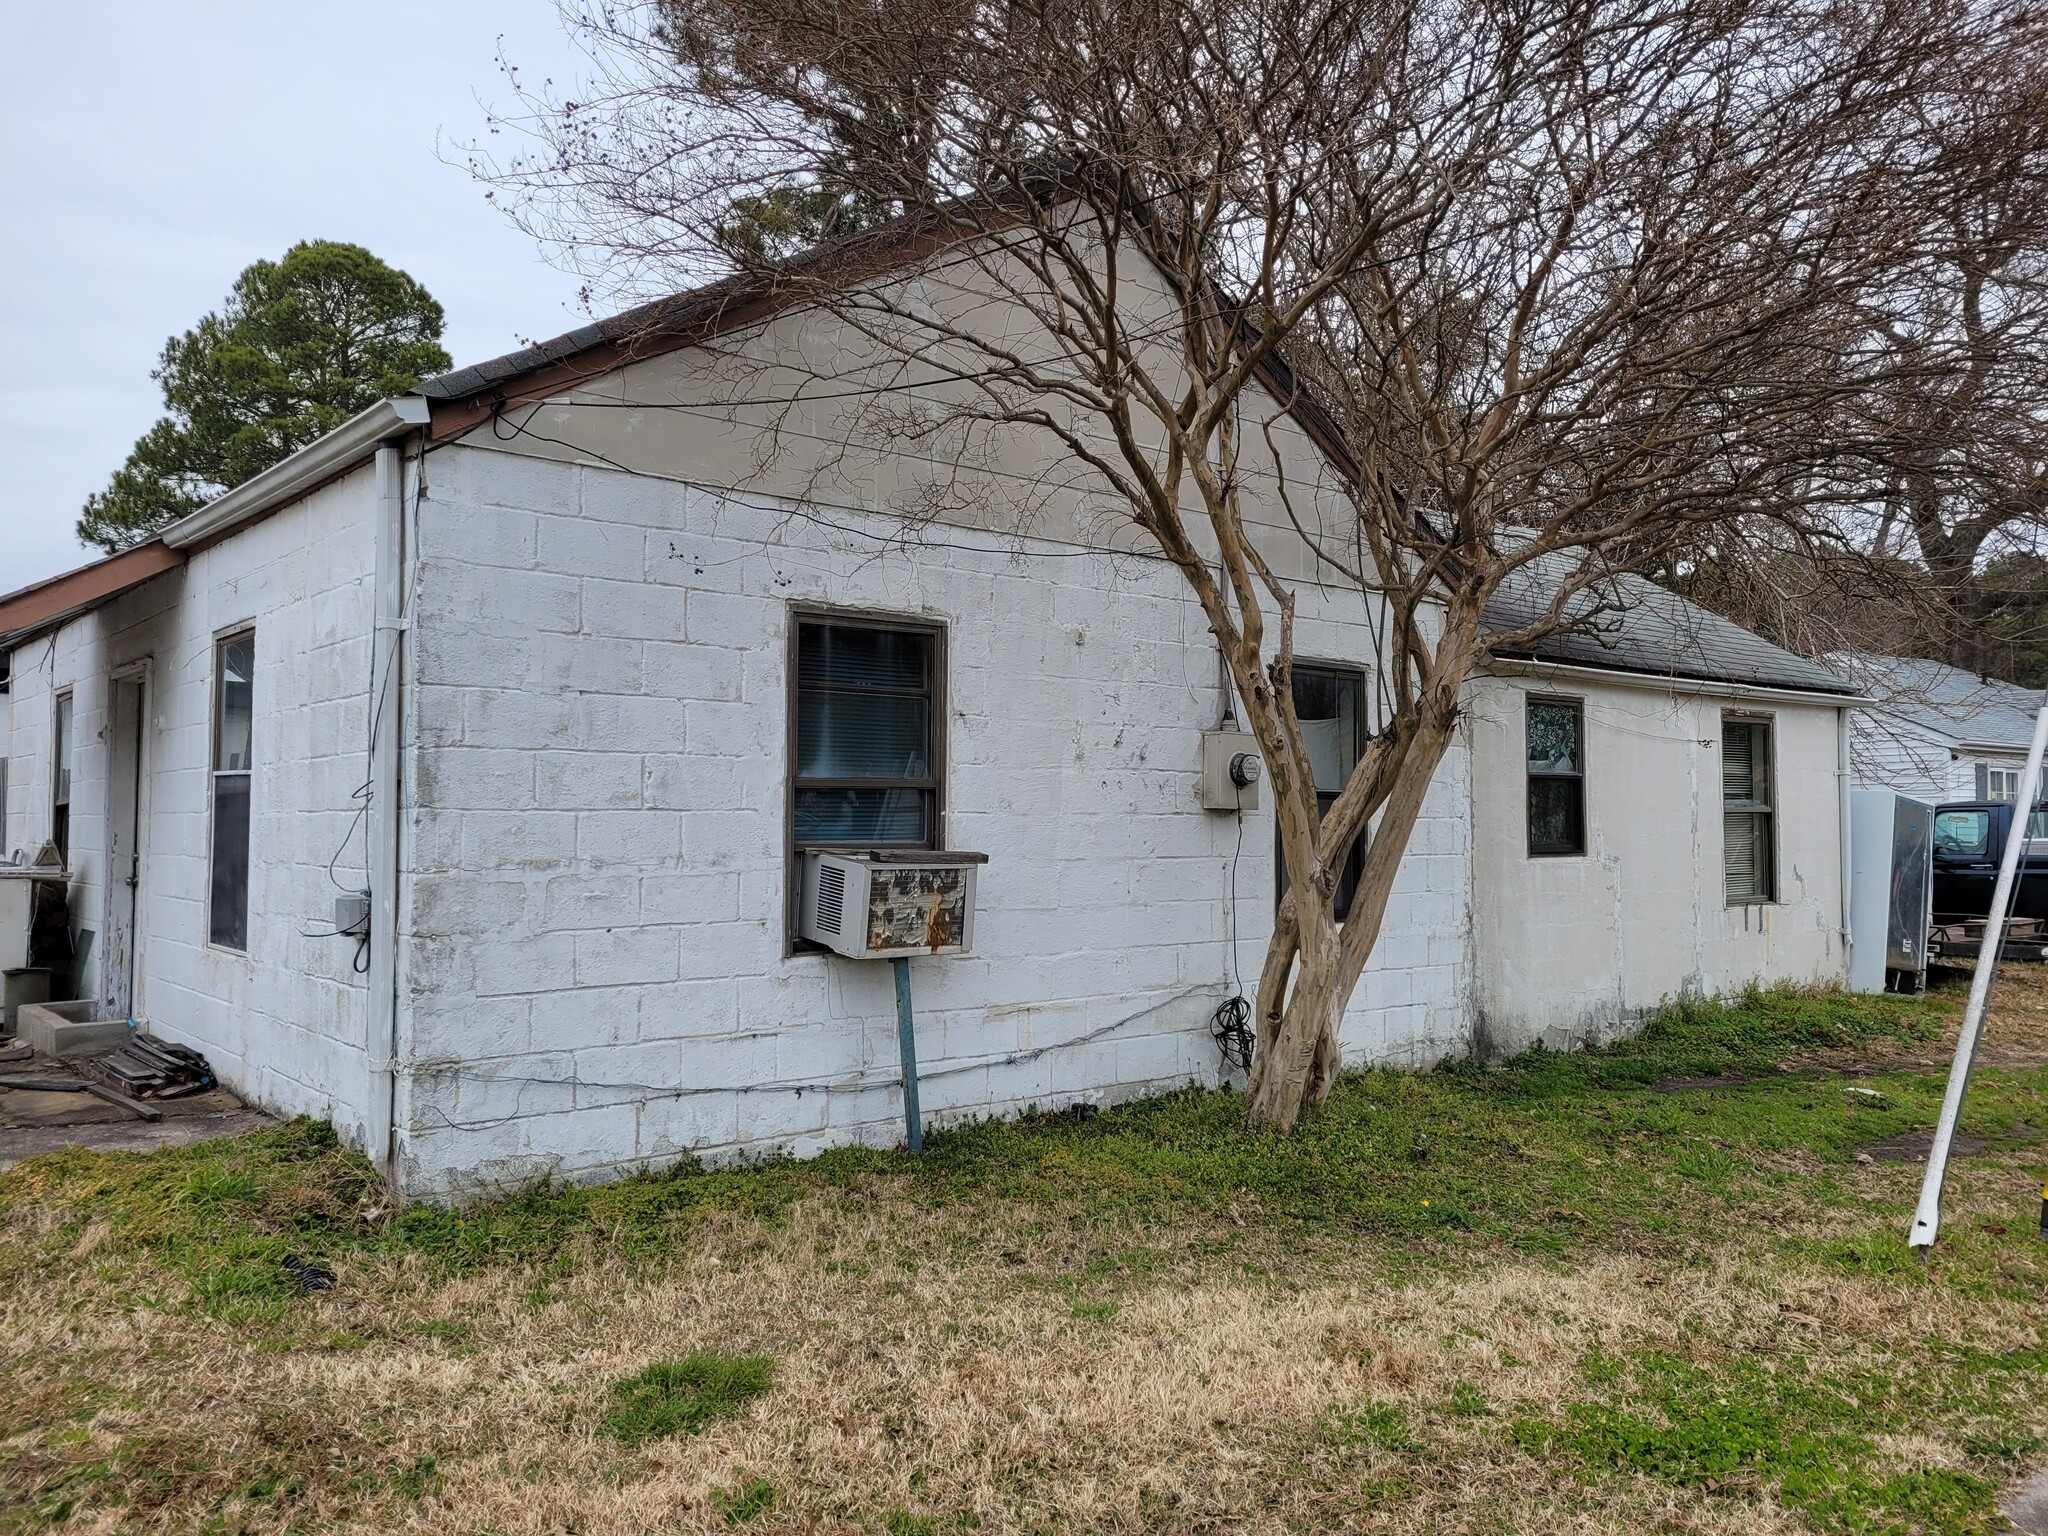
[1934,810,1989,857]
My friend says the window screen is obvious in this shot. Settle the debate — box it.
[1526,697,1585,856]
[209,632,254,950]
[1722,718,1775,903]
[792,619,938,848]
[1278,667,1365,920]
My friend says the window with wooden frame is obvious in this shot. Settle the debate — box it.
[209,632,255,950]
[51,690,73,865]
[1277,665,1366,920]
[790,613,941,855]
[1722,716,1776,904]
[1526,696,1586,856]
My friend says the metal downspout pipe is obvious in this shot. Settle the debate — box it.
[367,441,407,1194]
[1837,706,1855,965]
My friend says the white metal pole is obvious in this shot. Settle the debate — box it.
[1907,692,2048,1249]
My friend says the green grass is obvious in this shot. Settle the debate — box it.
[0,982,2015,1322]
[1511,1345,2033,1534]
[599,1351,778,1446]
[4,979,2045,1534]
[712,1476,777,1523]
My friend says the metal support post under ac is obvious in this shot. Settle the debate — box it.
[893,957,922,1153]
[1908,690,2048,1249]
[366,441,407,1193]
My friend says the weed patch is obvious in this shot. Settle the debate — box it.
[713,1476,776,1523]
[599,1351,777,1446]
[1513,1347,2027,1533]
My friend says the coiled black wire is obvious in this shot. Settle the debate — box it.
[1212,994,1254,1072]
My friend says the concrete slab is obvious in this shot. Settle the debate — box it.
[2006,1469,2048,1535]
[0,1054,273,1170]
[15,1000,132,1059]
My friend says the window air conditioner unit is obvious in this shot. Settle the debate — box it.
[800,849,988,959]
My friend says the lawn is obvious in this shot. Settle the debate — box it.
[4,971,2047,1534]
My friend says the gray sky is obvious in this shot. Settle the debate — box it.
[0,1,597,591]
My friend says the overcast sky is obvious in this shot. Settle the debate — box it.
[0,2,598,591]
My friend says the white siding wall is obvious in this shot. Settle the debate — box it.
[2,470,381,1137]
[394,443,1474,1197]
[1848,710,2020,805]
[1466,674,1848,1053]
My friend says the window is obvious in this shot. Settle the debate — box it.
[51,691,73,865]
[1987,767,2022,802]
[791,617,940,851]
[1934,809,1989,857]
[1278,666,1365,920]
[1526,697,1585,856]
[209,632,254,950]
[1722,717,1775,903]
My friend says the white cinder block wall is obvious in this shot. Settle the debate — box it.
[395,443,1474,1196]
[1465,674,1848,1053]
[2,471,384,1139]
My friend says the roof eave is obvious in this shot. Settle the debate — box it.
[161,396,430,551]
[1483,651,1869,707]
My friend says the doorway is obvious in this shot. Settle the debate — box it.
[103,668,148,1021]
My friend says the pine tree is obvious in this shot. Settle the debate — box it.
[79,241,451,552]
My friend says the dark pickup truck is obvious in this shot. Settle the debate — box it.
[1931,800,2048,923]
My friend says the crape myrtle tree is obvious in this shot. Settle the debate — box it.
[482,0,2036,1129]
[80,241,451,553]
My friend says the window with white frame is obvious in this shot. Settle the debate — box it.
[1722,717,1775,903]
[1986,767,2022,802]
[209,632,254,950]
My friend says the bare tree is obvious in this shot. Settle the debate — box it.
[1860,31,2048,676]
[476,0,2039,1129]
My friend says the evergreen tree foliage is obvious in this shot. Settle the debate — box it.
[79,241,451,552]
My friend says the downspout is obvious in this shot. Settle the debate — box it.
[367,440,408,1194]
[1837,706,1855,966]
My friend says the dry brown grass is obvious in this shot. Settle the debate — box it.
[7,976,2048,1533]
[4,1161,2044,1535]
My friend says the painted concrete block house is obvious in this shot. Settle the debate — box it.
[0,228,1862,1198]
[1836,653,2041,805]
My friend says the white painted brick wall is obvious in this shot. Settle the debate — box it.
[397,443,1474,1197]
[2,468,384,1141]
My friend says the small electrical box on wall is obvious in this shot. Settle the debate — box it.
[801,849,990,959]
[1200,729,1263,811]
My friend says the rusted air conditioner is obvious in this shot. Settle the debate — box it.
[800,849,988,960]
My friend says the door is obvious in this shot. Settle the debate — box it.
[102,670,147,1021]
[1931,805,1998,920]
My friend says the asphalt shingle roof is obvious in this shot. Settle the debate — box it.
[1828,654,2041,746]
[1482,553,1858,696]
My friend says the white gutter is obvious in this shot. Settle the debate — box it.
[161,397,430,550]
[366,441,410,1194]
[1483,655,1872,710]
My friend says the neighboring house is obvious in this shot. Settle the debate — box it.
[1836,654,2042,805]
[0,231,1859,1198]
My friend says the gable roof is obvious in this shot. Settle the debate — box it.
[6,208,1844,702]
[1482,554,1857,697]
[1830,654,2041,748]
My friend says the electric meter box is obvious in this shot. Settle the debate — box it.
[1199,729,1263,811]
[801,849,989,959]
